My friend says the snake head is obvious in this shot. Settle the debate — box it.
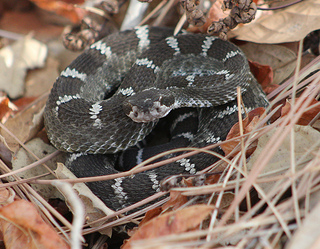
[123,89,175,123]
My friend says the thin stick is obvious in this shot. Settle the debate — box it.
[139,0,168,25]
[237,87,251,210]
[174,13,187,35]
[52,181,85,248]
[290,39,304,228]
[153,0,178,26]
[0,150,60,180]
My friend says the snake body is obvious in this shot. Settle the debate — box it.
[44,26,269,210]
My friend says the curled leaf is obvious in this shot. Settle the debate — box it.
[123,205,213,249]
[0,199,70,249]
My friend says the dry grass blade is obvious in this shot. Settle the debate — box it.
[219,64,320,222]
[0,150,60,180]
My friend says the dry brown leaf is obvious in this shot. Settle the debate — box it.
[30,0,86,23]
[0,95,47,153]
[0,134,13,165]
[138,189,190,228]
[25,57,60,97]
[123,204,213,249]
[281,98,320,125]
[0,199,70,249]
[230,0,320,43]
[248,60,274,92]
[269,98,286,123]
[241,43,296,85]
[211,191,235,210]
[162,190,189,211]
[12,97,38,111]
[138,207,163,228]
[247,125,320,195]
[221,107,266,156]
[0,187,15,206]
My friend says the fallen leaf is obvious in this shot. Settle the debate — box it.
[12,96,38,111]
[248,60,274,90]
[281,98,320,125]
[0,187,15,206]
[123,205,213,249]
[312,119,320,131]
[0,135,13,165]
[162,190,189,211]
[247,125,320,195]
[211,191,235,210]
[281,99,291,117]
[0,199,70,249]
[30,0,86,23]
[0,36,47,98]
[25,56,60,97]
[230,0,320,43]
[270,99,286,123]
[221,107,266,156]
[241,43,296,86]
[138,207,163,227]
[0,94,47,154]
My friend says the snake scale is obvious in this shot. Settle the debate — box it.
[44,26,269,211]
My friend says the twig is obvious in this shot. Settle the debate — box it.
[257,0,304,10]
[0,29,23,40]
[153,0,178,26]
[52,181,85,248]
[121,0,149,30]
[290,39,304,228]
[139,0,168,25]
[83,192,167,229]
[0,150,60,180]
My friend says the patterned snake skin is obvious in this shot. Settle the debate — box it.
[44,26,269,210]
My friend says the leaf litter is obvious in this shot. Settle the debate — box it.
[0,0,319,248]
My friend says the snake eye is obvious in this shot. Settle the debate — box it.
[159,94,174,106]
[133,112,138,118]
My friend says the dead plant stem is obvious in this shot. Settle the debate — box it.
[217,74,320,228]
